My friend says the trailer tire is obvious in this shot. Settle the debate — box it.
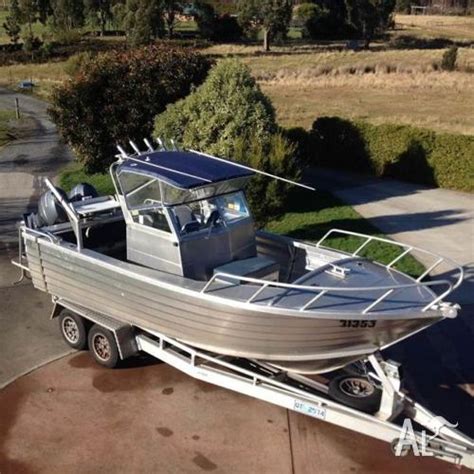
[88,324,119,368]
[328,375,381,414]
[59,310,88,350]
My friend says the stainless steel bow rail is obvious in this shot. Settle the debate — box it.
[200,228,464,316]
[47,299,474,470]
[316,228,464,290]
[202,273,456,315]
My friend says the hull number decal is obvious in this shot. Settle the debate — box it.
[340,320,376,328]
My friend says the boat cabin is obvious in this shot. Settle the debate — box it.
[112,151,279,281]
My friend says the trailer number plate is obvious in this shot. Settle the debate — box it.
[293,400,326,420]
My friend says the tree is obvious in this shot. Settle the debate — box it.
[19,0,38,40]
[84,0,113,35]
[154,59,299,226]
[37,0,53,24]
[194,0,242,41]
[2,0,22,44]
[50,0,86,31]
[237,0,293,51]
[394,0,411,13]
[49,46,211,173]
[344,0,395,47]
[293,3,330,39]
[122,0,164,45]
[162,0,182,38]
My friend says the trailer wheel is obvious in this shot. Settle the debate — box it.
[88,324,119,368]
[59,310,88,350]
[328,375,381,414]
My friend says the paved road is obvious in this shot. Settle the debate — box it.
[0,88,73,388]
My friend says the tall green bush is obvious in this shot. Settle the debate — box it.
[49,46,211,173]
[309,117,474,192]
[155,59,276,157]
[154,59,299,226]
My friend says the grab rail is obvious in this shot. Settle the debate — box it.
[201,271,454,314]
[315,228,464,290]
[201,228,464,315]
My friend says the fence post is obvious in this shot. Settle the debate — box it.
[15,98,20,119]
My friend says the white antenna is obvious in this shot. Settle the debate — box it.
[116,145,127,158]
[156,137,166,150]
[144,138,154,152]
[129,140,141,155]
[190,150,316,191]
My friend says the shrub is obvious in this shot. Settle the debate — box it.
[293,3,330,40]
[441,46,458,71]
[154,59,299,226]
[63,51,95,77]
[234,133,299,226]
[308,117,474,192]
[430,134,474,191]
[49,46,211,173]
[155,59,276,156]
[194,1,243,41]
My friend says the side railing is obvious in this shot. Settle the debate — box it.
[315,229,464,289]
[201,228,464,316]
[201,272,455,315]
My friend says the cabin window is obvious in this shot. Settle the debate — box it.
[131,208,171,233]
[119,172,162,209]
[171,191,250,236]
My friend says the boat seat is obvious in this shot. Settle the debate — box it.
[174,205,198,231]
[213,256,280,282]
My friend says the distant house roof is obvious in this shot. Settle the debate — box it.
[117,151,254,190]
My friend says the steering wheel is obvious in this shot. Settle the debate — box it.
[206,210,222,228]
[205,210,222,238]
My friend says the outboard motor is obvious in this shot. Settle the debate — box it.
[38,188,68,226]
[68,183,98,202]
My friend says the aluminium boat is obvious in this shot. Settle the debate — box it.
[13,143,464,374]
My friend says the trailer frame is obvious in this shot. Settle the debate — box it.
[51,298,474,470]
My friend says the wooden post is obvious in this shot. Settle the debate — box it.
[15,98,20,119]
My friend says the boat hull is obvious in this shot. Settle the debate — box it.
[24,235,441,373]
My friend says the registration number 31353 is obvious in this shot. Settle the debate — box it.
[339,320,376,328]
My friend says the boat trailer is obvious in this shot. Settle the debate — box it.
[48,297,474,470]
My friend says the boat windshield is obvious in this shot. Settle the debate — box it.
[171,192,250,236]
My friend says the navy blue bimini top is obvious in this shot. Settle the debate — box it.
[117,151,254,189]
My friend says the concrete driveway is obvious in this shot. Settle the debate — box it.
[0,88,73,388]
[308,167,474,438]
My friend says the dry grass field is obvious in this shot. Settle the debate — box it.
[0,61,68,100]
[205,47,474,135]
[203,15,474,135]
[394,14,474,41]
[260,71,474,134]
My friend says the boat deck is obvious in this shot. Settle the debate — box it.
[199,258,436,315]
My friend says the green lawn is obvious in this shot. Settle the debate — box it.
[0,110,16,148]
[59,163,116,196]
[267,189,425,278]
[60,165,424,277]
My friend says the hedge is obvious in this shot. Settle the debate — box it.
[303,117,473,192]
